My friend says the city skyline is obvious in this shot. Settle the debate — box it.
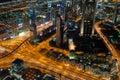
[0,0,120,80]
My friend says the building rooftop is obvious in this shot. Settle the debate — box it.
[12,59,24,66]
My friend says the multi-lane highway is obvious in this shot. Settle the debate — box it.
[95,19,120,60]
[0,0,37,15]
[2,16,118,80]
[94,19,120,79]
[0,38,102,80]
[0,21,105,80]
[0,18,119,80]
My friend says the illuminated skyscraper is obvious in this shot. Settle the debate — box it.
[29,8,37,39]
[80,0,97,36]
[56,14,63,47]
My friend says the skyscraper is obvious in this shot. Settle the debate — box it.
[113,3,120,24]
[80,0,97,36]
[56,14,63,47]
[29,8,37,39]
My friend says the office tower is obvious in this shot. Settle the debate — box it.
[29,8,37,39]
[80,0,97,36]
[113,3,120,24]
[56,14,63,47]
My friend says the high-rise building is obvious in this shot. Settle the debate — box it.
[29,8,37,39]
[113,3,120,24]
[56,14,63,47]
[80,0,97,36]
[10,59,27,79]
